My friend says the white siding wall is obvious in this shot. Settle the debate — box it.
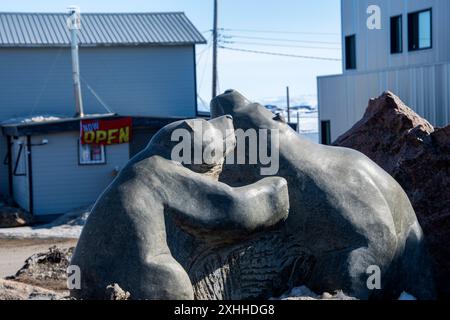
[0,45,197,198]
[318,0,450,142]
[29,132,129,215]
[342,0,450,73]
[0,46,197,119]
[318,62,450,141]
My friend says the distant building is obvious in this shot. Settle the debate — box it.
[0,12,205,219]
[318,0,450,144]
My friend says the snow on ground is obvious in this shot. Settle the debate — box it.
[272,286,417,300]
[271,286,356,300]
[0,115,62,125]
[0,206,90,240]
[398,292,417,300]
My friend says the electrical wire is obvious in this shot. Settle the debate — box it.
[197,42,213,91]
[219,46,341,61]
[219,27,339,36]
[29,47,63,116]
[219,40,340,50]
[80,75,114,114]
[223,35,340,45]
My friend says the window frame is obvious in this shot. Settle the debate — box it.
[390,15,403,54]
[345,34,357,70]
[13,141,27,176]
[321,120,331,145]
[78,141,107,166]
[408,8,432,52]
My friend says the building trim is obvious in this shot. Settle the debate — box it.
[318,59,450,80]
[1,115,186,137]
[6,136,13,198]
[26,135,34,215]
[193,45,200,117]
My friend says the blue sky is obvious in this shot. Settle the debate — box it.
[1,0,342,109]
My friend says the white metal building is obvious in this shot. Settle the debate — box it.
[318,0,450,143]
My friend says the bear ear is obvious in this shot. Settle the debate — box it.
[273,113,286,123]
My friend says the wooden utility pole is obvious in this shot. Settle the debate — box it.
[286,86,291,123]
[212,0,218,98]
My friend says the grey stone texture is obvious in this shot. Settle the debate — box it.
[207,90,435,300]
[70,116,289,300]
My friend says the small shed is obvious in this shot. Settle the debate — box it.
[0,11,206,219]
[2,115,183,220]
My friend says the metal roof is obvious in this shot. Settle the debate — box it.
[0,12,206,47]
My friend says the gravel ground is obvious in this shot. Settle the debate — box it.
[0,238,77,278]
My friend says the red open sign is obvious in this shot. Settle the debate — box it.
[80,117,132,145]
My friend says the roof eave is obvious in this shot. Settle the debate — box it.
[0,41,207,48]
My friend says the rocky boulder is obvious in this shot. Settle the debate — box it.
[0,202,33,228]
[106,284,131,300]
[8,246,74,292]
[0,279,62,300]
[334,91,450,298]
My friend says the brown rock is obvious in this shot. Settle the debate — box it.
[334,91,450,298]
[106,284,131,300]
[0,204,34,228]
[0,279,62,300]
[9,246,74,292]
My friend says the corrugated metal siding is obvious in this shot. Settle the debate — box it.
[0,46,197,119]
[318,62,450,141]
[30,132,129,215]
[341,0,450,73]
[0,12,206,47]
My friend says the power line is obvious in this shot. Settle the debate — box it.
[223,35,340,45]
[212,0,218,98]
[198,43,213,91]
[219,46,341,61]
[219,40,340,50]
[80,75,114,114]
[29,47,63,116]
[219,28,339,36]
[196,35,213,65]
[197,94,210,110]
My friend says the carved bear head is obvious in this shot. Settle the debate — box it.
[145,116,236,179]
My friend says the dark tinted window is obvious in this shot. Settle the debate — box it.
[391,15,403,54]
[321,121,331,145]
[408,9,432,51]
[345,35,356,70]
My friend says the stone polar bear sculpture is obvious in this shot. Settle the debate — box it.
[205,90,436,300]
[70,116,289,300]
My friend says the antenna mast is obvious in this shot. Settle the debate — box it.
[212,0,218,98]
[68,6,84,118]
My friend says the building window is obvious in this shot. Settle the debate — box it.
[345,35,356,70]
[79,142,106,165]
[321,120,331,145]
[390,15,403,54]
[408,9,432,51]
